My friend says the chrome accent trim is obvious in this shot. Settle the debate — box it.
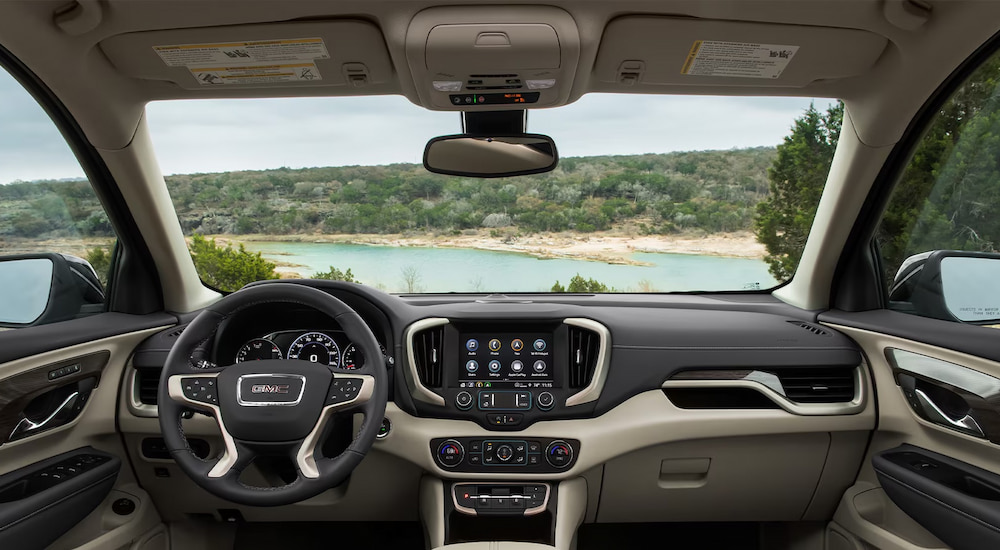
[403,318,448,406]
[565,318,612,407]
[888,348,1000,399]
[127,367,159,418]
[661,365,868,416]
[451,482,551,517]
[235,373,306,407]
[167,373,237,478]
[914,388,986,438]
[295,374,375,479]
[10,391,79,440]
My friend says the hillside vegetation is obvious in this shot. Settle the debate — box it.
[0,148,777,242]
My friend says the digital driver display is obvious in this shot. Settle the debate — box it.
[459,333,553,385]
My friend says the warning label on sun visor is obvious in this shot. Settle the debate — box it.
[154,38,329,85]
[681,41,798,79]
[190,63,322,85]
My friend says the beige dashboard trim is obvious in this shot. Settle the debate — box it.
[375,387,874,480]
[563,318,611,407]
[661,365,868,416]
[404,318,448,406]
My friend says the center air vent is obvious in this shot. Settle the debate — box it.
[787,321,832,337]
[775,368,855,403]
[413,325,444,388]
[135,368,162,405]
[568,325,601,389]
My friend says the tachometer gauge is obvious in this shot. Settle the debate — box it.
[341,343,387,370]
[236,339,282,363]
[287,332,341,367]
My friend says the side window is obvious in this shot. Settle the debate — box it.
[877,51,1000,324]
[0,66,116,327]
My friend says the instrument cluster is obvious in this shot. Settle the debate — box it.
[235,330,386,370]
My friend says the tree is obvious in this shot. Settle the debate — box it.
[85,246,112,286]
[312,266,357,282]
[188,234,278,292]
[754,102,844,280]
[551,274,613,293]
[401,265,422,293]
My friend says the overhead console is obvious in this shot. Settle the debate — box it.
[403,318,609,430]
[404,6,581,110]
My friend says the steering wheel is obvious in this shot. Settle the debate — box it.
[157,283,388,506]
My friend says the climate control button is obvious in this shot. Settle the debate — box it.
[437,439,465,468]
[545,440,573,469]
[455,391,473,410]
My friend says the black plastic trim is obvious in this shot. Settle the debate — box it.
[831,28,1000,311]
[819,309,1000,363]
[0,44,163,315]
[0,312,176,365]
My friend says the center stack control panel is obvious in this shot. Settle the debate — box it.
[431,437,578,473]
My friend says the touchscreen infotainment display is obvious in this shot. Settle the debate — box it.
[458,333,553,385]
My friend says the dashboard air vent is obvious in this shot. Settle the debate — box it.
[568,326,601,389]
[787,321,832,337]
[136,368,161,405]
[775,368,855,403]
[413,326,444,388]
[164,326,186,338]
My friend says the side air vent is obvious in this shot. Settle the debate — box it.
[775,368,855,403]
[136,368,162,405]
[165,327,186,338]
[787,320,832,337]
[413,326,444,388]
[568,325,601,389]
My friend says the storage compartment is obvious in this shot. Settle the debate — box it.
[447,512,553,546]
[426,24,560,73]
[597,434,829,522]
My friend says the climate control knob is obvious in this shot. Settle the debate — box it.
[436,439,465,468]
[455,391,473,410]
[545,440,573,469]
[537,391,555,410]
[496,444,514,462]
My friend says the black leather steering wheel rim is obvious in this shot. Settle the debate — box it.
[157,282,388,506]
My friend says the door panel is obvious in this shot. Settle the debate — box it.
[821,318,1000,549]
[0,319,172,549]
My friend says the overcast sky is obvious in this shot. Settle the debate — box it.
[0,67,835,182]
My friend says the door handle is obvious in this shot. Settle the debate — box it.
[9,391,80,440]
[914,388,985,438]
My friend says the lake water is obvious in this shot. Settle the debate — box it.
[244,241,778,293]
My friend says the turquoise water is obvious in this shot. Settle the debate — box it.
[244,241,778,293]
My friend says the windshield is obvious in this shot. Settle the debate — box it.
[145,95,840,293]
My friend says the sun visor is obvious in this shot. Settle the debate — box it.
[100,21,392,91]
[594,17,888,89]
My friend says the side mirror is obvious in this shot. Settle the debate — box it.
[0,253,105,328]
[423,134,558,178]
[889,250,1000,324]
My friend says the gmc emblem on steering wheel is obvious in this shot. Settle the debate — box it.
[237,374,306,406]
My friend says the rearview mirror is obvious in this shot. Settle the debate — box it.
[0,253,105,327]
[889,250,1000,324]
[423,134,558,178]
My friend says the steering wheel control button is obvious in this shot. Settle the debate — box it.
[328,378,362,405]
[182,377,219,405]
[537,391,555,410]
[488,360,502,372]
[455,391,474,410]
[465,360,479,373]
[437,440,465,468]
[533,339,547,352]
[546,441,573,468]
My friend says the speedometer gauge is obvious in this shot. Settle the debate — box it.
[236,339,282,362]
[287,332,341,367]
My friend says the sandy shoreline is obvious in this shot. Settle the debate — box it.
[209,230,766,266]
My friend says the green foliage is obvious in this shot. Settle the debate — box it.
[188,234,278,292]
[754,102,844,280]
[312,266,357,282]
[551,274,613,293]
[85,246,112,286]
